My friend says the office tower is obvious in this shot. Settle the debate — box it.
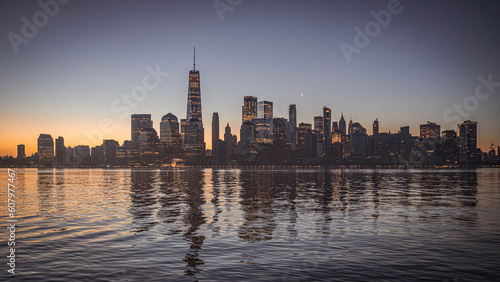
[287,104,297,146]
[184,49,205,163]
[75,145,91,165]
[242,96,257,123]
[257,100,273,143]
[399,126,411,160]
[349,122,367,158]
[212,139,227,166]
[224,123,238,161]
[187,47,202,122]
[420,121,440,139]
[373,118,379,136]
[17,144,25,159]
[160,113,181,148]
[322,107,331,157]
[441,130,458,163]
[348,118,353,135]
[273,118,287,146]
[103,139,119,165]
[131,114,153,147]
[91,146,104,165]
[55,136,65,164]
[457,120,478,164]
[298,122,316,160]
[339,113,346,135]
[332,121,338,133]
[238,122,258,163]
[374,133,390,157]
[272,118,288,162]
[212,112,219,148]
[314,116,324,143]
[37,134,54,166]
[180,119,187,143]
[420,121,441,157]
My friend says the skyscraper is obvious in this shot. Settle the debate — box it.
[289,104,297,129]
[212,112,219,149]
[55,136,65,164]
[458,120,478,164]
[373,118,379,136]
[38,134,54,166]
[17,144,25,159]
[257,100,273,143]
[160,113,181,148]
[420,121,441,157]
[322,107,331,157]
[131,114,153,147]
[184,48,205,163]
[339,113,346,135]
[242,96,257,123]
[187,47,202,122]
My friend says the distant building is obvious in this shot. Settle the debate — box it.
[441,130,458,163]
[184,119,205,163]
[373,118,379,136]
[37,134,54,166]
[55,136,65,164]
[160,113,181,148]
[131,114,153,147]
[288,104,297,146]
[298,122,316,161]
[103,139,119,165]
[458,120,479,164]
[420,121,441,158]
[242,96,257,123]
[212,112,220,149]
[322,107,331,157]
[224,123,237,161]
[17,144,25,159]
[257,100,273,143]
[349,122,367,158]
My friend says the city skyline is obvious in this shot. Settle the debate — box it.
[1,0,500,156]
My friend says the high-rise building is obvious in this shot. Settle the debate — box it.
[339,113,346,135]
[322,107,331,157]
[457,120,478,164]
[289,104,297,128]
[212,112,219,149]
[257,100,273,143]
[242,96,257,123]
[55,136,65,164]
[441,130,458,163]
[288,104,297,146]
[160,113,181,148]
[420,121,441,157]
[224,123,237,160]
[187,47,202,122]
[131,114,153,147]
[103,139,119,165]
[37,134,54,166]
[272,118,288,162]
[298,122,316,160]
[373,118,379,136]
[332,121,338,133]
[17,144,25,159]
[184,49,205,163]
[314,116,324,143]
[350,122,367,158]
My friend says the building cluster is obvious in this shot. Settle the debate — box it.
[3,50,499,168]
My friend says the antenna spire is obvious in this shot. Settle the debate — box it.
[193,46,196,70]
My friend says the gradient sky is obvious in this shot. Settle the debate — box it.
[1,0,499,156]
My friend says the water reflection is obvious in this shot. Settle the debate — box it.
[129,170,159,233]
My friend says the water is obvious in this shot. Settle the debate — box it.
[1,168,500,281]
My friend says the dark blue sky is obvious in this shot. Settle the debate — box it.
[1,0,499,154]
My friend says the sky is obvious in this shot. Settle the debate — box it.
[0,0,499,156]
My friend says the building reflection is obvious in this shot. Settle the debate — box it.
[157,170,184,236]
[37,168,56,214]
[182,169,206,277]
[129,170,158,233]
[238,170,277,243]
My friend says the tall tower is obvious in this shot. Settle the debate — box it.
[187,47,202,122]
[212,112,220,149]
[242,96,257,123]
[184,47,205,163]
[131,114,153,147]
[322,106,331,157]
[373,118,379,136]
[339,113,346,135]
[38,134,54,166]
